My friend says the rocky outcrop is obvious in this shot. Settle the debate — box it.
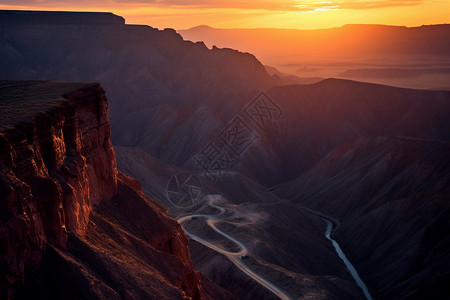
[0,81,116,297]
[0,81,209,300]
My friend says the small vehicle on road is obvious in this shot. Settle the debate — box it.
[239,254,249,259]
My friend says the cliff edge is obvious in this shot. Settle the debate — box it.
[0,81,211,300]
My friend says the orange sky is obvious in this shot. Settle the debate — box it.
[0,0,449,30]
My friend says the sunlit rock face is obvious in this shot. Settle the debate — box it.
[0,81,219,300]
[0,81,116,297]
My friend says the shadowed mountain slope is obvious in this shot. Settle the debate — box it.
[276,137,450,299]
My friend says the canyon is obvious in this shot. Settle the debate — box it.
[1,10,449,300]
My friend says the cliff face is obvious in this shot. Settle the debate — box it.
[0,81,116,296]
[0,81,206,300]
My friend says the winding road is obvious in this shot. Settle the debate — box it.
[177,198,292,300]
[179,198,373,300]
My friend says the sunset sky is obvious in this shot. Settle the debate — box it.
[0,0,449,30]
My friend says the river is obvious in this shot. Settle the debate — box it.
[323,218,374,300]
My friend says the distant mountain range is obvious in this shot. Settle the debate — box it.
[179,24,450,58]
[179,24,450,90]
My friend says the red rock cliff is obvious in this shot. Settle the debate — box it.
[0,81,206,300]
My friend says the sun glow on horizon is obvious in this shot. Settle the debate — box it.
[0,0,449,30]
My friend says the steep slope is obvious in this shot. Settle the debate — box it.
[264,79,450,182]
[276,137,450,299]
[115,147,364,299]
[266,81,450,299]
[0,81,117,298]
[115,79,450,299]
[0,80,222,300]
[113,78,450,187]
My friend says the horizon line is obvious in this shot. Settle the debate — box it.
[1,8,449,31]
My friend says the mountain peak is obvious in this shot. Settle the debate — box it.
[187,24,215,30]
